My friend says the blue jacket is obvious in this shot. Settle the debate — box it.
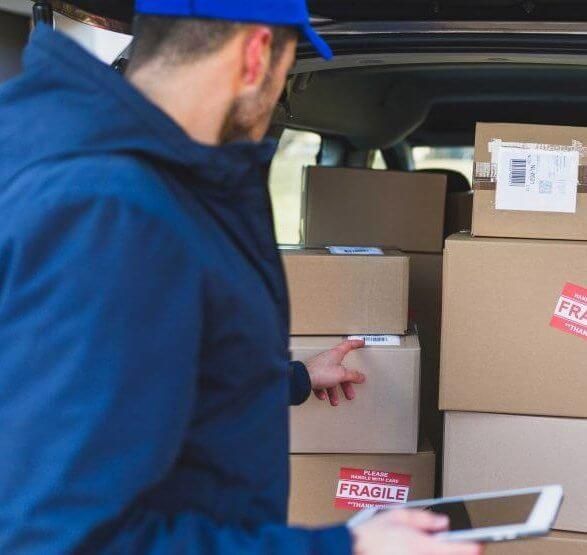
[0,26,351,554]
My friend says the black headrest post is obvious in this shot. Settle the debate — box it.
[112,58,128,74]
[33,1,54,27]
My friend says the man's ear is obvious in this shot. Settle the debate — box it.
[240,26,273,91]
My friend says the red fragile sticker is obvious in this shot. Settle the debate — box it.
[550,282,587,340]
[334,468,411,512]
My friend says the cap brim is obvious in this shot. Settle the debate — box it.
[301,23,333,61]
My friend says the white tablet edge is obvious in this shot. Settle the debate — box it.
[347,485,563,544]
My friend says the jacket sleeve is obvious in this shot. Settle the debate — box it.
[289,361,312,406]
[0,193,352,555]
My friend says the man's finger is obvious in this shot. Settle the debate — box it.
[341,382,355,401]
[314,390,327,401]
[342,368,366,385]
[327,387,339,407]
[334,339,365,358]
[384,509,449,532]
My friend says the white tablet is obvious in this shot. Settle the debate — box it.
[348,485,563,544]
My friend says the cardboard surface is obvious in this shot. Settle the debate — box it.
[302,166,447,253]
[283,249,409,335]
[440,234,587,418]
[290,335,420,454]
[472,122,587,240]
[444,412,587,533]
[408,254,443,453]
[289,448,435,526]
[445,191,473,237]
[486,532,587,555]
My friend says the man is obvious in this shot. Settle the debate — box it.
[0,1,481,553]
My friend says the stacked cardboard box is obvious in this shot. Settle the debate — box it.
[300,166,467,452]
[283,247,434,524]
[284,166,467,525]
[289,335,420,454]
[441,122,587,550]
[285,248,410,336]
[444,413,587,533]
[289,446,436,526]
[486,532,587,555]
[471,122,587,241]
[301,166,448,253]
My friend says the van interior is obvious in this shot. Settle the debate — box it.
[270,38,587,244]
[0,0,585,525]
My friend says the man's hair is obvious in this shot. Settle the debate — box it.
[127,16,297,74]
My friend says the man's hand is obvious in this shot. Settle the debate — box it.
[305,339,366,406]
[352,510,483,555]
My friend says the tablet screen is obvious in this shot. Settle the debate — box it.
[427,493,540,531]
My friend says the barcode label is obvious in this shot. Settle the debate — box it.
[494,143,579,213]
[348,335,401,347]
[509,158,527,186]
[328,247,384,256]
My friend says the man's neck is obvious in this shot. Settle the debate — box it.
[127,56,236,146]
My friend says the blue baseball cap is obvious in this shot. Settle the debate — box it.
[135,0,333,60]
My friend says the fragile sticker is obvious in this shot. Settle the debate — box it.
[335,468,411,512]
[550,282,587,340]
[327,246,384,256]
[348,335,401,347]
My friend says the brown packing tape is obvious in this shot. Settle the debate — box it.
[473,162,587,180]
[473,163,587,192]
[474,181,587,193]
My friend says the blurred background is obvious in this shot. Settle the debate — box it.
[0,0,130,75]
[0,1,473,246]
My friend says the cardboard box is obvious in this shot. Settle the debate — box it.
[302,166,447,253]
[440,234,587,418]
[486,532,587,555]
[444,412,587,533]
[283,249,409,335]
[409,254,443,453]
[290,334,420,454]
[472,122,587,240]
[289,447,435,526]
[445,191,473,237]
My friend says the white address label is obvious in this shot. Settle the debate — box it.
[492,141,580,213]
[328,246,384,255]
[348,335,401,346]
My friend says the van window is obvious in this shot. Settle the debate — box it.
[412,146,474,183]
[269,129,321,245]
[371,150,387,170]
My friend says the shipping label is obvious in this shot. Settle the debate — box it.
[335,467,411,512]
[550,282,587,340]
[490,140,581,213]
[327,246,384,255]
[348,335,401,347]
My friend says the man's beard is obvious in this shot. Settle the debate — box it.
[219,74,275,144]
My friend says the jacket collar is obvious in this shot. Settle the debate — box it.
[25,25,278,189]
